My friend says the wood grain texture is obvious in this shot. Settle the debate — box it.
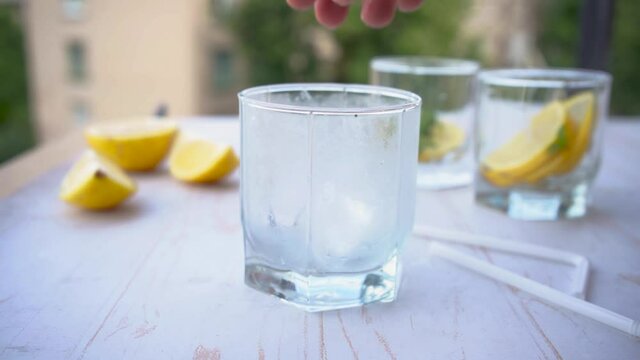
[1,118,639,359]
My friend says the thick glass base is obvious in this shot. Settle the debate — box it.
[245,255,400,312]
[475,181,591,220]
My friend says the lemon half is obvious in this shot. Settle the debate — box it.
[85,119,178,171]
[169,138,239,183]
[60,151,136,210]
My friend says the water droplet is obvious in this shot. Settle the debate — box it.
[268,212,276,227]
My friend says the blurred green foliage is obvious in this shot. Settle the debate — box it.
[233,0,639,115]
[0,6,34,164]
[539,0,640,115]
[610,0,640,115]
[333,0,475,82]
[538,0,581,67]
[231,0,476,85]
[230,1,321,84]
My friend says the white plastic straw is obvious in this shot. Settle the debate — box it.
[414,225,589,299]
[429,242,640,338]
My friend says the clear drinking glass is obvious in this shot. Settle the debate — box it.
[370,56,479,190]
[239,84,421,311]
[475,69,611,220]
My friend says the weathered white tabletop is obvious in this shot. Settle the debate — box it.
[1,117,639,359]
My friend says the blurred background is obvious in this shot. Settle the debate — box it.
[0,0,637,164]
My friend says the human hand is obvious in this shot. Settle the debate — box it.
[287,0,423,29]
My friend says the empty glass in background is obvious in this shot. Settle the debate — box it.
[239,84,421,311]
[370,57,479,190]
[475,69,611,220]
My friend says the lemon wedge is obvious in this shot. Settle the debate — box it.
[85,119,178,171]
[169,138,239,183]
[555,92,595,174]
[419,121,465,163]
[60,151,136,210]
[482,101,567,187]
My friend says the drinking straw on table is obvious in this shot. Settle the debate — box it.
[413,225,589,299]
[415,227,640,337]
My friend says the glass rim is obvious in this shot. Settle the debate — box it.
[238,83,421,115]
[370,56,480,76]
[478,68,612,88]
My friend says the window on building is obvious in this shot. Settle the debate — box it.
[212,49,234,91]
[66,40,87,83]
[62,0,86,20]
[71,100,90,125]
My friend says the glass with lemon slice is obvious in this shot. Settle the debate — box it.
[370,57,479,190]
[475,69,611,220]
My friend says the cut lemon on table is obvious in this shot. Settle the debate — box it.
[482,101,567,187]
[169,138,239,183]
[85,119,178,171]
[60,151,136,210]
[555,92,595,174]
[419,121,465,163]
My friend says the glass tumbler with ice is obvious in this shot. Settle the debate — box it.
[239,84,421,311]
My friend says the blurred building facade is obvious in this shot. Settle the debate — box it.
[24,0,244,142]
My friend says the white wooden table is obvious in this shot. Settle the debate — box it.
[1,117,639,359]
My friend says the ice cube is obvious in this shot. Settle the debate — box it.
[312,196,378,263]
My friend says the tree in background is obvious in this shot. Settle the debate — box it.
[539,0,640,115]
[230,1,321,85]
[0,5,34,163]
[231,0,476,85]
[609,0,640,115]
[538,0,580,67]
[333,0,474,83]
[231,0,638,115]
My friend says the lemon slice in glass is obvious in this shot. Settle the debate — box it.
[60,151,136,210]
[418,121,465,163]
[482,101,567,186]
[169,138,239,183]
[555,92,595,174]
[85,119,178,171]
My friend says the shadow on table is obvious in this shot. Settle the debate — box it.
[575,186,640,226]
[60,200,146,225]
[171,176,240,191]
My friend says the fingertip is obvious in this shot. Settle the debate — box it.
[361,14,394,29]
[398,0,423,12]
[315,0,349,29]
[287,0,315,10]
[361,0,396,28]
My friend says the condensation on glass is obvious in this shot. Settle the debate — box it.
[239,83,421,311]
[370,56,479,190]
